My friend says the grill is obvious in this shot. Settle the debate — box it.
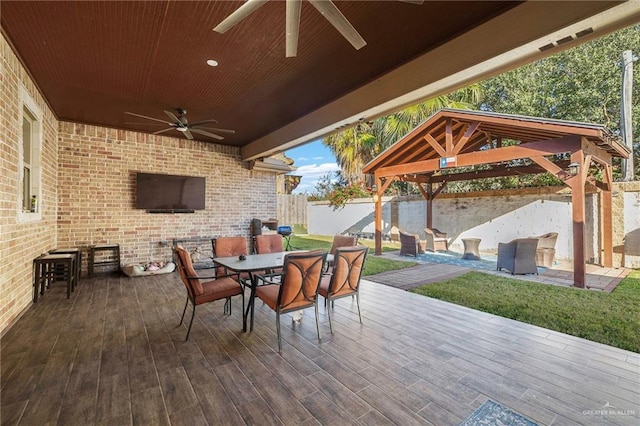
[277,226,292,236]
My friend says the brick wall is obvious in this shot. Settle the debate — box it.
[0,34,59,333]
[56,122,277,269]
[1,32,277,336]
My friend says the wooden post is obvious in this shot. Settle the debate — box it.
[602,163,613,267]
[374,176,382,256]
[426,183,433,229]
[569,151,586,288]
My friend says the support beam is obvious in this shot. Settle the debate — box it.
[602,163,613,267]
[569,151,587,288]
[452,121,481,155]
[373,176,395,255]
[376,135,581,178]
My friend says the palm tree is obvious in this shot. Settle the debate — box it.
[323,84,482,186]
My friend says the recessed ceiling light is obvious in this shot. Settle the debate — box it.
[206,59,219,67]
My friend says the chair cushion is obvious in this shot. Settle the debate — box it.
[255,284,280,310]
[255,234,283,254]
[175,245,204,295]
[195,276,243,304]
[318,274,331,297]
[214,237,247,257]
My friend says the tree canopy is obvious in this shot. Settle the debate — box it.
[315,25,639,201]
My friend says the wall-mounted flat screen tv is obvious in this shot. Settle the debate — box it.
[136,172,205,212]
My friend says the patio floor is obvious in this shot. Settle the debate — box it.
[373,250,631,292]
[2,271,638,425]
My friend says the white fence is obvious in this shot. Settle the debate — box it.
[296,183,640,268]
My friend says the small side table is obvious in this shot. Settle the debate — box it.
[88,244,120,277]
[462,238,481,260]
[33,253,76,302]
[50,247,82,284]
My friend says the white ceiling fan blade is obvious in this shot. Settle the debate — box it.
[124,111,170,124]
[191,128,225,140]
[197,126,236,134]
[308,0,366,50]
[183,129,194,140]
[152,127,175,135]
[164,110,183,125]
[189,119,219,127]
[286,0,302,58]
[213,0,270,33]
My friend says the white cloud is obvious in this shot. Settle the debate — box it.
[290,162,340,194]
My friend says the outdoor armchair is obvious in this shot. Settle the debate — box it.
[531,232,558,268]
[318,245,368,333]
[255,251,327,352]
[174,245,244,341]
[254,234,284,274]
[496,238,539,275]
[254,234,284,254]
[399,230,425,257]
[326,234,358,270]
[424,228,449,252]
[212,236,251,285]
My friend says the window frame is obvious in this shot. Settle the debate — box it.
[17,85,43,222]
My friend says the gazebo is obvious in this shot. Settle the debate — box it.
[363,109,631,288]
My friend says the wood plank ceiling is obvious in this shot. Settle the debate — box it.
[1,1,636,159]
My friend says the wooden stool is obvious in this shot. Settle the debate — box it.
[33,253,76,302]
[50,248,82,284]
[88,244,120,277]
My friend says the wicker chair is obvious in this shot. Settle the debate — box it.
[399,230,425,257]
[531,232,558,268]
[496,238,539,275]
[424,228,448,252]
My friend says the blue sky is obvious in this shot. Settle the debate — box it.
[285,140,340,194]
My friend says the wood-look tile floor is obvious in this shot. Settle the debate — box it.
[1,272,639,425]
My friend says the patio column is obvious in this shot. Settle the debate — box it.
[602,163,613,267]
[374,176,383,256]
[569,151,587,288]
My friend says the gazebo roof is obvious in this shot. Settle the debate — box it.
[363,109,629,175]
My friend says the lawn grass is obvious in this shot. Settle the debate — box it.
[410,270,640,352]
[289,235,417,276]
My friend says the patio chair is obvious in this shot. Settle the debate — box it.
[255,251,327,353]
[255,233,284,274]
[318,245,368,333]
[496,238,539,275]
[424,228,449,252]
[254,233,284,254]
[327,234,358,270]
[212,236,251,285]
[399,230,425,257]
[173,245,244,341]
[531,232,558,268]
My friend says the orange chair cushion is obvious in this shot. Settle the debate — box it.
[175,245,204,295]
[255,234,283,254]
[195,276,243,305]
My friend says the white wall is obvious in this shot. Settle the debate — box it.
[307,190,599,261]
[624,191,640,268]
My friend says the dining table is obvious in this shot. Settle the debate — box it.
[213,251,304,332]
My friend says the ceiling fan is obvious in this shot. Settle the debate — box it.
[124,109,235,141]
[213,0,423,58]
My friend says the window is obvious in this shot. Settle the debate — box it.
[18,86,42,220]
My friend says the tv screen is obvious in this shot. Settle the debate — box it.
[136,173,205,212]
